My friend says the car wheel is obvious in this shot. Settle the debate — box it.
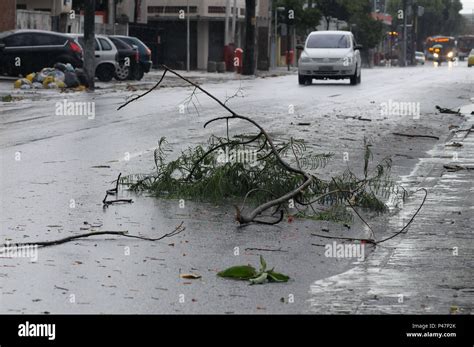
[298,74,306,85]
[114,64,130,81]
[135,66,145,81]
[350,67,358,85]
[96,64,115,82]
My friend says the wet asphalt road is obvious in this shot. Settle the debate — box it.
[0,62,472,313]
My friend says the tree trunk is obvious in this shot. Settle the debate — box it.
[243,0,256,75]
[83,0,96,90]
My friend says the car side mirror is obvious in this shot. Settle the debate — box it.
[354,44,363,50]
[296,44,304,50]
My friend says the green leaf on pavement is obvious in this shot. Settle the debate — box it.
[267,270,290,282]
[249,272,268,285]
[259,255,267,273]
[217,265,258,279]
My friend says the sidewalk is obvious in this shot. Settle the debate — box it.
[142,66,298,83]
[308,104,474,314]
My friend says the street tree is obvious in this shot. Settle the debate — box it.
[345,0,384,49]
[274,0,322,36]
[387,0,465,48]
[83,0,96,90]
[314,0,349,30]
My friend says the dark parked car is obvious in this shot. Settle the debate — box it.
[0,30,83,77]
[108,36,139,81]
[110,35,152,80]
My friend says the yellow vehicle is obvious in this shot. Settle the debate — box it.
[468,49,474,67]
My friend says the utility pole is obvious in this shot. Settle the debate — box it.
[84,0,96,90]
[268,0,272,70]
[243,0,256,75]
[401,0,407,67]
[225,0,231,45]
[186,0,190,71]
[108,0,115,25]
[274,9,278,68]
[232,0,237,45]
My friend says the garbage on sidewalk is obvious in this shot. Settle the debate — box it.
[13,63,88,91]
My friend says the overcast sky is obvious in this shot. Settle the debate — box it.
[461,0,474,13]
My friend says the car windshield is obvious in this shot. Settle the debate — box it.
[307,34,350,49]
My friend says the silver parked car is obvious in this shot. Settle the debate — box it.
[298,30,362,85]
[68,34,119,82]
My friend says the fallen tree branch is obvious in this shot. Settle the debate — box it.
[310,188,427,245]
[435,105,461,115]
[443,164,474,172]
[116,66,414,235]
[117,70,168,111]
[118,65,313,225]
[310,234,376,245]
[332,178,376,240]
[103,172,133,206]
[392,132,440,140]
[245,247,288,252]
[375,188,427,244]
[0,222,185,249]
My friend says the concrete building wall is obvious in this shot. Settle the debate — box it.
[16,0,71,16]
[116,0,148,24]
[147,0,246,19]
[145,0,270,70]
[16,10,51,30]
[0,0,17,32]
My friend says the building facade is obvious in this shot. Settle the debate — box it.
[5,0,271,72]
[131,0,271,70]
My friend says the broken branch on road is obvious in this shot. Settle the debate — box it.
[0,222,185,249]
[103,173,133,206]
[392,132,440,140]
[117,66,421,239]
[435,105,461,115]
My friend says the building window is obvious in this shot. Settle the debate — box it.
[148,6,197,14]
[208,6,225,14]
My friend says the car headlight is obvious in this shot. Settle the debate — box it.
[341,55,353,66]
[433,53,439,58]
[300,56,311,63]
[447,51,453,58]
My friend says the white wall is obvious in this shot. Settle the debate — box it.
[16,10,51,30]
[17,0,71,16]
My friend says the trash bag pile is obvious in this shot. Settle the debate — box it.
[13,63,88,90]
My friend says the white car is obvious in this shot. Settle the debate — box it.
[415,51,425,65]
[298,31,362,85]
[68,34,119,82]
